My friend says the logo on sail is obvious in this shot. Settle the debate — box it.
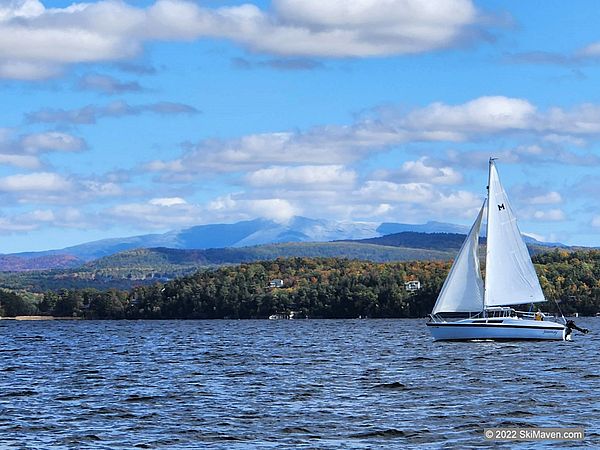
[498,203,505,211]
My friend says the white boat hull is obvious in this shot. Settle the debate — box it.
[427,317,565,341]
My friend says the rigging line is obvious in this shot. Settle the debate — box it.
[553,297,567,325]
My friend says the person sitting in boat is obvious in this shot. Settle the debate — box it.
[535,310,543,321]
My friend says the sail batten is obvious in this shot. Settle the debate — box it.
[431,201,485,315]
[483,160,545,307]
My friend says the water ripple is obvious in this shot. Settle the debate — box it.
[0,318,598,448]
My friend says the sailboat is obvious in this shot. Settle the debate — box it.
[426,158,567,341]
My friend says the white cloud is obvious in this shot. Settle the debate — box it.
[0,169,132,206]
[527,191,562,205]
[405,97,600,138]
[144,118,467,179]
[0,0,44,21]
[208,194,299,223]
[243,0,479,57]
[20,131,87,153]
[0,0,487,80]
[242,198,299,223]
[146,96,600,181]
[80,180,124,198]
[106,195,298,229]
[21,209,55,222]
[444,145,600,169]
[531,209,566,222]
[405,96,537,134]
[107,199,201,228]
[576,41,600,57]
[246,165,356,188]
[0,207,89,233]
[357,181,436,204]
[0,129,87,168]
[0,172,72,192]
[0,217,39,232]
[592,215,600,228]
[354,180,481,218]
[145,130,384,178]
[0,60,61,79]
[149,197,187,206]
[0,153,40,169]
[85,168,482,231]
[376,157,463,184]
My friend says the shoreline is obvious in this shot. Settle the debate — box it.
[0,315,594,321]
[1,316,83,321]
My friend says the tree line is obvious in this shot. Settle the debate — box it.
[1,251,600,319]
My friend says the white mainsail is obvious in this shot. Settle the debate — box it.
[431,201,485,315]
[484,159,545,307]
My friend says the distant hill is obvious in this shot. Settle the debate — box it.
[342,232,475,252]
[346,231,562,257]
[0,216,567,272]
[0,254,83,272]
[377,221,469,235]
[0,229,577,292]
[7,216,381,263]
[87,242,455,271]
[0,241,455,292]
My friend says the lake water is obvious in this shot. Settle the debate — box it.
[0,318,598,449]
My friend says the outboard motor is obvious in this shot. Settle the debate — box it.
[565,319,589,340]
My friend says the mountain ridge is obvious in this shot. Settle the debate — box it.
[0,230,579,292]
[0,216,567,272]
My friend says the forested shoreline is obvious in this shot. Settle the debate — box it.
[1,250,599,319]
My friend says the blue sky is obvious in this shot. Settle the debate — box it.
[1,0,600,252]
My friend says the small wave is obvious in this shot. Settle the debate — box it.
[542,382,567,389]
[234,412,260,420]
[351,428,409,438]
[14,335,44,341]
[496,420,536,428]
[281,427,311,433]
[0,390,37,398]
[55,395,84,401]
[411,356,434,362]
[292,391,315,400]
[491,410,534,418]
[225,371,255,378]
[22,425,60,432]
[60,434,103,445]
[75,369,103,378]
[79,434,103,442]
[124,394,161,403]
[195,433,249,442]
[508,410,535,417]
[374,382,408,390]
[453,423,482,431]
[545,366,572,372]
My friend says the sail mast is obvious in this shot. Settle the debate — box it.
[483,157,494,313]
